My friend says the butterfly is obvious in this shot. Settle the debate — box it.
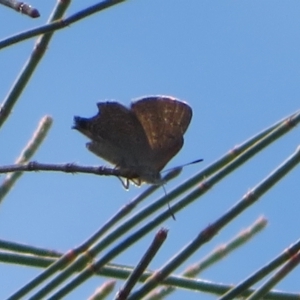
[73,96,192,188]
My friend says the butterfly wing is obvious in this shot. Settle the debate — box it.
[73,102,150,168]
[131,96,192,171]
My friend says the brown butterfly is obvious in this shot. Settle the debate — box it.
[73,96,192,188]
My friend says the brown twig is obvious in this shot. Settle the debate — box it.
[116,228,168,300]
[0,0,40,18]
[0,161,123,177]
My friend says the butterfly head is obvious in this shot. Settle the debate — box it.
[137,168,165,185]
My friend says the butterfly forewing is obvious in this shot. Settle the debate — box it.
[131,96,192,171]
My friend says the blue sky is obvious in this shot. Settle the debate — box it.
[0,1,300,299]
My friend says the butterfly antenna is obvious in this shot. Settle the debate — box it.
[162,158,203,174]
[161,184,176,220]
[160,159,203,220]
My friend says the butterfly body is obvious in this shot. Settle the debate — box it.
[73,96,192,186]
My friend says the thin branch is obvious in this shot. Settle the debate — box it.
[0,116,52,203]
[145,217,268,299]
[0,0,40,18]
[1,250,299,299]
[0,1,70,129]
[0,0,126,50]
[0,161,131,179]
[88,280,116,300]
[0,161,184,186]
[116,228,168,300]
[247,251,300,300]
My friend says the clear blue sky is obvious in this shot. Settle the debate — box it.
[0,1,299,299]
